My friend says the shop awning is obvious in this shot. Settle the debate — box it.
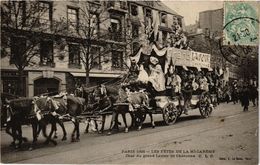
[71,72,123,78]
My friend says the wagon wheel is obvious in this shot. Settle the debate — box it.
[199,92,213,118]
[162,102,178,125]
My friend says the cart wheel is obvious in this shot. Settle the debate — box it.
[199,92,212,118]
[162,102,178,125]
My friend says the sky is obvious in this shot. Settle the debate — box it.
[162,1,223,26]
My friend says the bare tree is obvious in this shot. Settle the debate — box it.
[1,1,64,96]
[64,1,135,87]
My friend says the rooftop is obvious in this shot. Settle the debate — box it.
[199,8,223,14]
[131,1,183,17]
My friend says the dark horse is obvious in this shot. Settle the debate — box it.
[93,85,155,134]
[5,97,59,149]
[47,95,86,142]
[93,85,133,134]
[118,87,155,131]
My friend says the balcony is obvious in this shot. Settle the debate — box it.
[98,29,125,43]
[107,1,128,14]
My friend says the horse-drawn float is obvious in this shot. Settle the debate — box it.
[110,43,218,127]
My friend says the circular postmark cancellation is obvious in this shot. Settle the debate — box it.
[220,2,259,67]
[223,2,259,46]
[218,37,258,67]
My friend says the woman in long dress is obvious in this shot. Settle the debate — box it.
[148,57,166,92]
[137,64,149,84]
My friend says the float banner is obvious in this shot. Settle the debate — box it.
[191,51,211,68]
[167,48,191,67]
[167,48,211,69]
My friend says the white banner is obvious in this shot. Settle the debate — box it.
[167,48,211,69]
[191,51,211,68]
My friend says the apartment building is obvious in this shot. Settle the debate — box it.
[1,1,183,97]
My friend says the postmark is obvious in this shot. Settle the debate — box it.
[223,2,259,46]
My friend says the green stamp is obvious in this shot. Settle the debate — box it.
[223,2,259,45]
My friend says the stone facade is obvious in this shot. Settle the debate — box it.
[1,1,183,97]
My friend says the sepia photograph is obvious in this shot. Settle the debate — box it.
[0,0,259,164]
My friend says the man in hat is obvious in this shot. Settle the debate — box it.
[240,82,250,111]
[182,77,193,115]
[167,66,182,97]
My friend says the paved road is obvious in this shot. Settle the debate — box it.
[1,103,258,164]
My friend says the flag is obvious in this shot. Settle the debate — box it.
[148,12,160,43]
[152,12,159,41]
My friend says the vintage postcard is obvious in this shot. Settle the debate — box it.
[1,0,259,164]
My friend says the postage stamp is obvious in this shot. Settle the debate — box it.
[223,1,259,45]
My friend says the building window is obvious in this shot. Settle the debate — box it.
[132,24,139,38]
[107,1,114,8]
[10,36,26,64]
[2,78,22,96]
[144,8,152,27]
[8,1,26,26]
[67,7,79,31]
[145,8,152,18]
[161,13,167,26]
[90,46,100,69]
[38,1,52,26]
[40,40,53,66]
[68,44,80,66]
[112,51,123,69]
[90,13,99,36]
[177,17,182,27]
[130,4,138,16]
[120,1,127,10]
[109,18,122,41]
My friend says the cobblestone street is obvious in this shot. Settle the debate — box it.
[1,103,258,164]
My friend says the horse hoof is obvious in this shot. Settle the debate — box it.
[125,128,129,133]
[53,141,57,146]
[107,132,112,135]
[138,126,142,131]
[29,147,34,151]
[98,131,103,134]
[15,145,21,149]
[62,137,67,141]
[22,137,28,142]
[152,122,155,128]
[84,131,89,134]
[9,142,15,147]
